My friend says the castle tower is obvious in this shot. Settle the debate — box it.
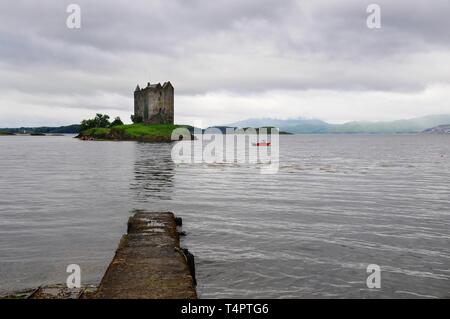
[134,81,174,124]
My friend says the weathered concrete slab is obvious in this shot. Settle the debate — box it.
[0,285,97,299]
[92,211,197,299]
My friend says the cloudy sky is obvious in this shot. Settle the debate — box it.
[1,0,450,127]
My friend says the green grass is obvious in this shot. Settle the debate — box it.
[111,123,186,138]
[80,123,191,141]
[82,127,111,137]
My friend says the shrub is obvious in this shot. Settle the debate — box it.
[110,117,124,127]
[131,114,143,124]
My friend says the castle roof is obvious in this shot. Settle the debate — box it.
[145,82,162,89]
[163,81,173,88]
[135,81,172,92]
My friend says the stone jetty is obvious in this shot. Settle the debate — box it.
[93,211,197,299]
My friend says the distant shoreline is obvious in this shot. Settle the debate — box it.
[0,124,80,135]
[2,122,450,137]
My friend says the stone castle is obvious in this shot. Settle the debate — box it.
[134,81,174,124]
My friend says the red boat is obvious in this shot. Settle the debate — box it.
[252,142,271,146]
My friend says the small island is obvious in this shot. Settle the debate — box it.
[77,81,186,142]
[0,131,15,136]
[77,123,189,142]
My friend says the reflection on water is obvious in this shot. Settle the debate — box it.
[131,143,174,201]
[0,134,449,298]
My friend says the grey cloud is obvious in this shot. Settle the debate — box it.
[0,0,450,99]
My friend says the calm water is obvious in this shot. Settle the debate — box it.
[0,134,449,298]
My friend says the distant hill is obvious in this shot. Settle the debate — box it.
[227,115,450,134]
[227,118,330,133]
[0,124,80,134]
[422,124,450,134]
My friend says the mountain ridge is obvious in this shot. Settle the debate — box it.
[226,114,450,134]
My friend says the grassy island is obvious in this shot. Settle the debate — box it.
[76,123,191,142]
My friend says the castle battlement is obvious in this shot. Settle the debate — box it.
[134,81,174,124]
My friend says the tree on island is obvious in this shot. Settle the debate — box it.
[110,117,124,127]
[80,113,111,131]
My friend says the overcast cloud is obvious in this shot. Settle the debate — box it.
[1,0,450,127]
